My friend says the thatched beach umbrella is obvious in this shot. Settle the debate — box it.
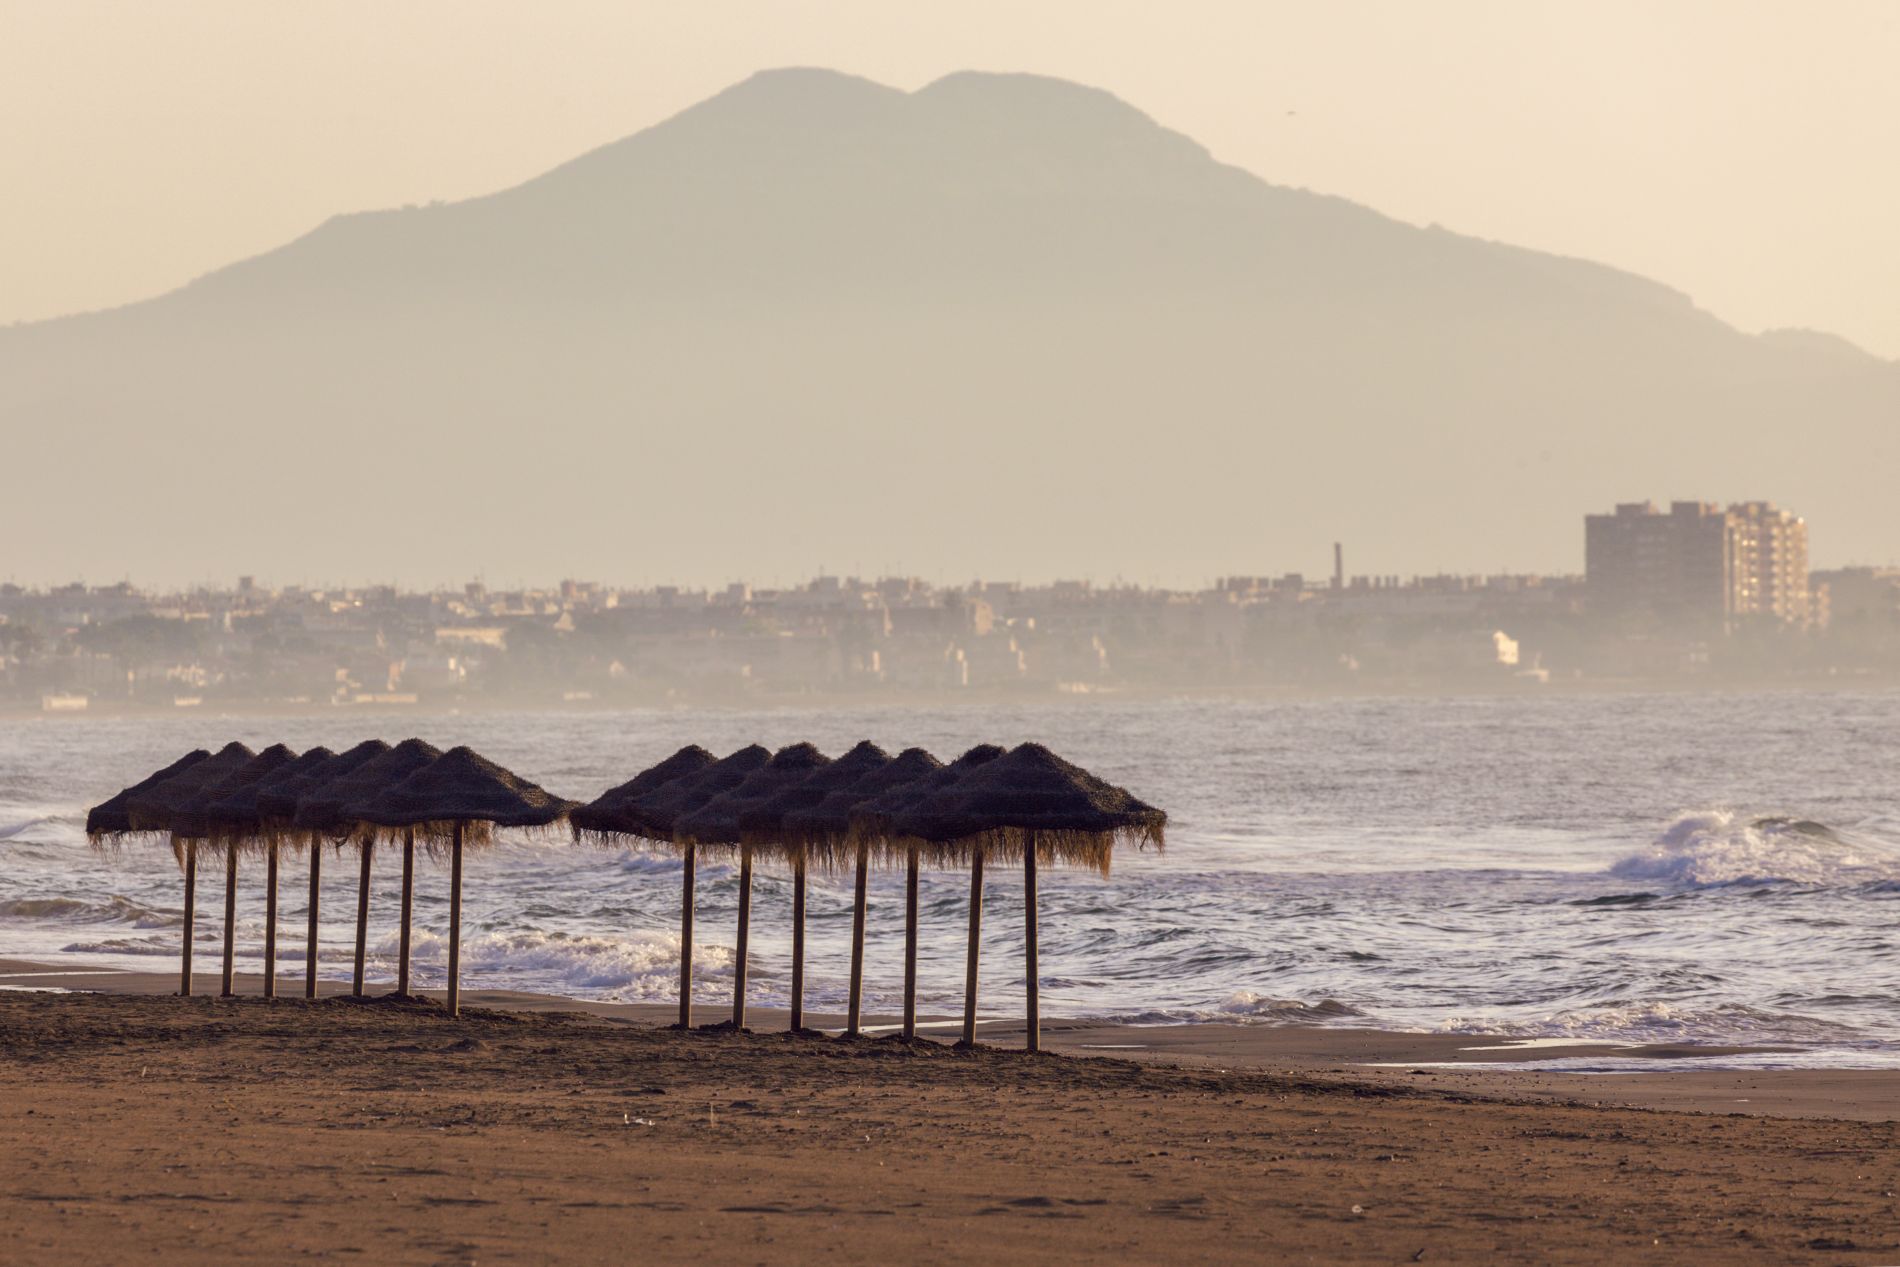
[886,743,1165,1052]
[257,739,391,997]
[570,745,718,841]
[181,744,299,997]
[205,745,335,998]
[675,743,832,1032]
[340,745,578,1015]
[86,749,211,842]
[597,744,770,1028]
[848,745,1002,1042]
[737,740,895,1032]
[122,742,258,997]
[293,738,442,997]
[84,749,210,996]
[572,745,721,1026]
[782,746,947,1037]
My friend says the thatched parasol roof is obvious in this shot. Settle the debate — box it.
[86,749,212,843]
[340,745,580,847]
[290,738,442,839]
[673,743,832,852]
[606,744,771,849]
[845,744,1004,863]
[735,740,892,850]
[204,745,335,848]
[776,745,946,868]
[883,742,1165,876]
[254,739,390,831]
[171,744,300,846]
[123,742,258,837]
[570,745,718,843]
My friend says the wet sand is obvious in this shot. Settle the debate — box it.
[3,968,1900,1263]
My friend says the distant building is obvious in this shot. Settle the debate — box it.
[1585,500,1810,626]
[1728,501,1811,625]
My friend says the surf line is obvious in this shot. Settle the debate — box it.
[0,970,132,978]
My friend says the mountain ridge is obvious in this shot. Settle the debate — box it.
[2,68,1893,587]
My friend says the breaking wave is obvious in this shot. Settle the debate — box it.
[1,895,179,929]
[391,928,734,999]
[1099,994,1366,1027]
[1608,810,1900,889]
[1435,1001,1864,1047]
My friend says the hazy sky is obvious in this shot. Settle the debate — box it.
[4,1,1897,357]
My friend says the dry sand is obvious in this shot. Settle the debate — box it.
[4,968,1900,1264]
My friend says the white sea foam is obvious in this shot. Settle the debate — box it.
[1434,1001,1861,1046]
[388,927,734,998]
[1608,810,1900,888]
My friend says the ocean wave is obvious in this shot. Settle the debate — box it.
[0,895,180,929]
[1098,994,1365,1026]
[1434,1001,1862,1046]
[390,927,734,997]
[59,935,180,958]
[1607,810,1900,888]
[0,816,60,841]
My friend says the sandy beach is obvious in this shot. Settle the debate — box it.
[5,965,1899,1264]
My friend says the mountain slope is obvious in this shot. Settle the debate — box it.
[4,67,1894,586]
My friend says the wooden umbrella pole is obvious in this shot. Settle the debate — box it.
[732,846,752,1031]
[263,843,279,999]
[397,829,415,996]
[1024,843,1040,1054]
[677,843,695,1029]
[789,852,806,1031]
[902,844,919,1040]
[846,843,868,1036]
[221,846,238,997]
[351,841,374,997]
[180,842,196,997]
[960,847,984,1047]
[447,822,463,1017]
[304,839,321,999]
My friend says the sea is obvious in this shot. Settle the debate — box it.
[4,692,1899,1066]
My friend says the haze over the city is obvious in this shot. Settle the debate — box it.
[2,1,1896,589]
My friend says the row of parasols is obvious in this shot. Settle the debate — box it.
[86,738,1165,1050]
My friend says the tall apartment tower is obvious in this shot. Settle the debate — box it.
[1584,500,1810,626]
[1728,501,1811,625]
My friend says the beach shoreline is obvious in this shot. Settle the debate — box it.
[3,986,1898,1264]
[8,957,1900,1122]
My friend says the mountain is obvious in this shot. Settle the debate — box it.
[4,67,1894,587]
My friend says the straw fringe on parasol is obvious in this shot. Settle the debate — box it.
[343,744,578,851]
[884,742,1167,1052]
[887,742,1165,879]
[341,746,580,1015]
